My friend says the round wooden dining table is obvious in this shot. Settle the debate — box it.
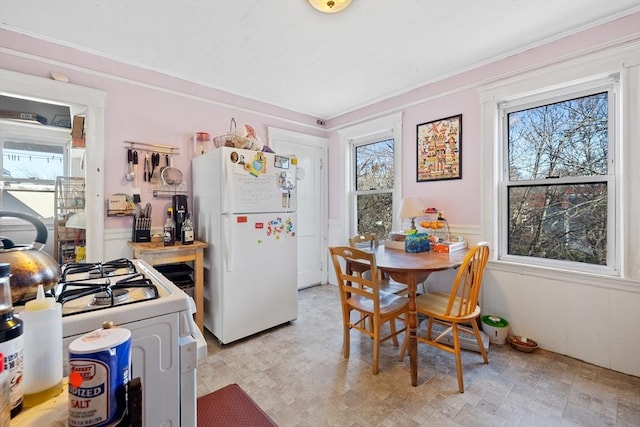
[367,244,468,386]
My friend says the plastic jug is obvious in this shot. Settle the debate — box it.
[20,284,63,407]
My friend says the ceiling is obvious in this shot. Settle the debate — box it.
[1,1,638,119]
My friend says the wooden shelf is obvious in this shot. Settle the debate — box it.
[54,176,85,264]
[127,240,208,334]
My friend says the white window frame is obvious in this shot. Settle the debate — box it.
[1,120,72,185]
[480,41,640,284]
[498,78,618,275]
[338,112,403,242]
[0,69,106,262]
[352,137,395,235]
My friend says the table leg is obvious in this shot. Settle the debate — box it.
[408,277,418,386]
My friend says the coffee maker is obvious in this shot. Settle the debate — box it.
[172,195,188,239]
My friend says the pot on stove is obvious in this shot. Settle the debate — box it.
[0,211,61,303]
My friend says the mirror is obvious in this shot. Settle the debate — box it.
[0,69,105,262]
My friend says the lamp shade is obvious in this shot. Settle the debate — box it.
[308,0,352,13]
[398,197,425,220]
[66,211,86,229]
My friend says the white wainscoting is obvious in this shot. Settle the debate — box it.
[102,227,163,261]
[481,266,640,377]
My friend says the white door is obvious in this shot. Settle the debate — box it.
[269,128,328,289]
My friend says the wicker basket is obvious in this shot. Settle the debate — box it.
[213,118,252,149]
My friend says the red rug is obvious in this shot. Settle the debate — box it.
[197,383,278,426]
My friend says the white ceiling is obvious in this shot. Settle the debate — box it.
[1,1,638,119]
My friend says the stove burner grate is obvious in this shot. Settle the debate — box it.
[93,289,129,305]
[56,259,160,316]
[60,258,136,282]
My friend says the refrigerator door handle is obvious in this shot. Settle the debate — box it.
[222,154,231,213]
[223,215,233,272]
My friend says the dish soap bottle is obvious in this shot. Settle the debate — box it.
[181,213,194,245]
[0,263,23,418]
[20,284,63,407]
[163,208,175,246]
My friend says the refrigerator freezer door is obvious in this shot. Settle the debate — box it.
[221,147,297,214]
[218,212,298,343]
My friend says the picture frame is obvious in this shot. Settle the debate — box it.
[274,155,290,169]
[416,114,462,182]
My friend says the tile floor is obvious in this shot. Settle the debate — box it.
[196,284,640,426]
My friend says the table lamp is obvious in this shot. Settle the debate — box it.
[399,197,426,231]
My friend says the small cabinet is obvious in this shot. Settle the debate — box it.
[54,176,85,264]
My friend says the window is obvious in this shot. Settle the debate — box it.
[0,94,73,218]
[0,69,105,262]
[481,43,639,282]
[353,138,394,236]
[502,88,613,268]
[1,123,71,218]
[338,112,403,241]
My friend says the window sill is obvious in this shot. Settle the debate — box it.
[488,259,640,293]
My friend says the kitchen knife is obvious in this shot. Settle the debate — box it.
[144,153,149,182]
[132,151,141,203]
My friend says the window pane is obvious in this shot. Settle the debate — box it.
[508,92,608,181]
[2,190,55,218]
[507,183,607,265]
[356,193,392,237]
[355,139,394,190]
[3,141,64,180]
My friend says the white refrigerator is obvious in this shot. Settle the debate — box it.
[192,146,298,344]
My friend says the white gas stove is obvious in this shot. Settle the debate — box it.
[30,258,206,426]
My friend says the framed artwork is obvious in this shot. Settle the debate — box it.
[416,114,462,182]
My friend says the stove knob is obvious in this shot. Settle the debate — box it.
[102,320,115,329]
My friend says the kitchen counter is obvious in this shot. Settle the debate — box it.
[12,380,68,426]
[127,240,207,333]
[13,378,141,426]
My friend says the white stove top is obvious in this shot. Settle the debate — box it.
[34,259,192,338]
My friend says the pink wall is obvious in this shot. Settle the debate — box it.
[2,11,639,230]
[1,29,325,229]
[326,12,640,226]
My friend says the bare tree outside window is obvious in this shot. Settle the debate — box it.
[354,139,394,237]
[506,92,608,265]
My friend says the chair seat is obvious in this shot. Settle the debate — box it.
[379,279,408,295]
[348,292,409,315]
[415,292,480,322]
[329,245,410,375]
[404,242,491,393]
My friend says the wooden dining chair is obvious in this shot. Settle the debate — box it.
[348,233,408,295]
[329,246,410,375]
[401,241,490,392]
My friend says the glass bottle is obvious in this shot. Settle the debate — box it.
[181,213,194,245]
[0,353,9,425]
[0,263,23,418]
[163,208,175,246]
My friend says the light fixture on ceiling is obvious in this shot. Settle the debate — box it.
[308,0,352,14]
